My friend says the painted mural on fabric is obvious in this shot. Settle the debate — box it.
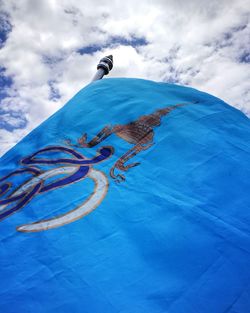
[0,103,191,232]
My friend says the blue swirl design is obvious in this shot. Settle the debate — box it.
[0,146,113,230]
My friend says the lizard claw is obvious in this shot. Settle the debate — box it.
[78,133,88,147]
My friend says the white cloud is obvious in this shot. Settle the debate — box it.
[0,0,249,156]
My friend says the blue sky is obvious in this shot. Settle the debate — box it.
[0,0,249,155]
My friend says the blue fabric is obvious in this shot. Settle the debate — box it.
[0,78,250,313]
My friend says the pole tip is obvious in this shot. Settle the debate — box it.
[107,55,113,62]
[97,55,113,75]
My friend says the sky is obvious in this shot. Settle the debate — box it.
[0,0,249,156]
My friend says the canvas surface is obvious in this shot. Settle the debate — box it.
[0,78,250,313]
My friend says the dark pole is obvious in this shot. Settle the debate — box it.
[92,55,113,81]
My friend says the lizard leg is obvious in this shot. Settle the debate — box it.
[110,140,153,182]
